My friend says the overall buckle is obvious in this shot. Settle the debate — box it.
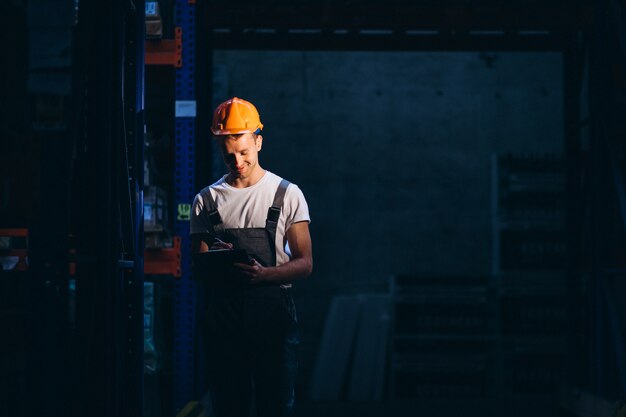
[267,206,281,223]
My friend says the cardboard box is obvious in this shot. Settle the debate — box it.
[146,18,163,39]
[145,2,162,39]
[145,2,160,20]
[144,186,168,232]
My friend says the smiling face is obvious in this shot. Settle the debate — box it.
[218,133,264,186]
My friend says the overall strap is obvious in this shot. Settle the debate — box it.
[199,186,224,236]
[265,179,291,262]
[266,179,291,232]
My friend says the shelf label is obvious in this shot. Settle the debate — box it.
[145,2,158,16]
[177,204,191,221]
[175,100,196,118]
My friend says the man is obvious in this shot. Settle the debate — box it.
[190,97,313,417]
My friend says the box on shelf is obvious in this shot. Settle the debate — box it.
[145,2,162,39]
[500,291,566,335]
[146,19,163,39]
[145,1,160,19]
[503,344,564,396]
[144,185,168,233]
[393,366,487,399]
[389,275,495,400]
[145,231,173,249]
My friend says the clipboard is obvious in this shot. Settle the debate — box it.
[192,249,253,272]
[192,249,254,288]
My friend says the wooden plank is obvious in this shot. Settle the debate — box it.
[310,295,361,400]
[348,295,391,401]
[175,401,204,417]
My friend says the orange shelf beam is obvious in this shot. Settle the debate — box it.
[0,228,28,237]
[1,229,182,277]
[145,27,182,67]
[144,236,182,277]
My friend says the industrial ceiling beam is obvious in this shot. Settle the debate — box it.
[211,29,571,52]
[205,4,592,51]
[208,4,593,31]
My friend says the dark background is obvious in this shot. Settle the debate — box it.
[1,1,626,417]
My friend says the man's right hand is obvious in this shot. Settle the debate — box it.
[191,234,233,253]
[210,240,234,250]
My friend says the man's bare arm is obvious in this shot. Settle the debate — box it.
[191,235,209,253]
[235,221,313,284]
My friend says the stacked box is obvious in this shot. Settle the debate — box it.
[501,292,566,335]
[390,275,495,400]
[393,337,490,399]
[144,185,168,233]
[492,153,568,406]
[503,341,565,396]
[145,2,163,39]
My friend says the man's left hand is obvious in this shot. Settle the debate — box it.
[233,258,270,284]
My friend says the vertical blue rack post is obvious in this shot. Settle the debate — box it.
[174,0,196,412]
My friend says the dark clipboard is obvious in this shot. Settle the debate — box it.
[191,249,253,281]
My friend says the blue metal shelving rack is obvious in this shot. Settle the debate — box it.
[173,0,197,412]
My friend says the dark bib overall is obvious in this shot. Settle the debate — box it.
[198,179,298,417]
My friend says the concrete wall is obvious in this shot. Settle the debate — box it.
[210,50,563,395]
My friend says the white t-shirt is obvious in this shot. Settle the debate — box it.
[190,170,310,266]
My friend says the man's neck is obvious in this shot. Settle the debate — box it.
[227,168,266,188]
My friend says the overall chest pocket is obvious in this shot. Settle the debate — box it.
[224,227,274,267]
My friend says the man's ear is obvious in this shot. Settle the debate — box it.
[256,134,263,151]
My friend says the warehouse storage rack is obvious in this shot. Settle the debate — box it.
[141,0,199,413]
[172,0,197,411]
[491,153,568,415]
[389,274,496,402]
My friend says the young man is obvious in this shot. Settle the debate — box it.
[190,97,313,417]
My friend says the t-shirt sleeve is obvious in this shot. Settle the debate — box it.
[283,184,311,231]
[190,192,212,235]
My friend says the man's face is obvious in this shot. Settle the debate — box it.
[218,133,263,180]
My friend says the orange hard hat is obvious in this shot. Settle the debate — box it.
[211,97,264,136]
